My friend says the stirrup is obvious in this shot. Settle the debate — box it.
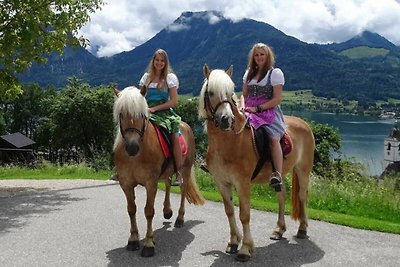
[200,162,209,173]
[269,172,282,192]
[109,174,118,181]
[172,171,183,186]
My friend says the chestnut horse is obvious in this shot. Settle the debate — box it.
[198,65,315,261]
[113,86,204,257]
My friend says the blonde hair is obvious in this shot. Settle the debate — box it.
[145,49,173,88]
[246,43,275,83]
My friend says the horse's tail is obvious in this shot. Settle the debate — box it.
[185,167,205,205]
[291,171,300,220]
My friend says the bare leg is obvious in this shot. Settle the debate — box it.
[269,138,283,189]
[172,133,183,185]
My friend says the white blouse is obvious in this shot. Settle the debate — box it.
[139,72,179,89]
[243,68,285,86]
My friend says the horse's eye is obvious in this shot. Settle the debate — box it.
[209,91,214,97]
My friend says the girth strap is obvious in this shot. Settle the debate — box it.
[250,127,276,180]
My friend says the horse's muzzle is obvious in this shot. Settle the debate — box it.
[125,143,140,156]
[219,115,235,131]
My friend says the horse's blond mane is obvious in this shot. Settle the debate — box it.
[113,86,148,151]
[113,86,148,122]
[198,69,236,118]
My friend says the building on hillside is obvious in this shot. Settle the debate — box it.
[0,132,36,164]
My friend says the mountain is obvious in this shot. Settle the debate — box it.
[324,31,398,52]
[20,11,400,102]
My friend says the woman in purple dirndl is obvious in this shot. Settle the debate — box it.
[240,43,286,189]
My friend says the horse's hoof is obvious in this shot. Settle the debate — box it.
[235,253,251,262]
[296,229,307,239]
[140,246,155,257]
[126,241,140,251]
[225,243,239,254]
[174,218,184,228]
[164,210,173,220]
[270,231,283,240]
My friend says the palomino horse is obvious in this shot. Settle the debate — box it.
[113,86,204,257]
[198,65,315,261]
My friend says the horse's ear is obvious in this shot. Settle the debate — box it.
[113,87,120,97]
[225,65,233,77]
[203,64,211,79]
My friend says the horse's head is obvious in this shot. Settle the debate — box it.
[113,86,149,156]
[198,64,238,130]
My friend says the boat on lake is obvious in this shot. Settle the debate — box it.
[379,111,396,120]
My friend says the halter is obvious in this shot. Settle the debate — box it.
[203,80,236,128]
[203,79,251,135]
[119,113,148,141]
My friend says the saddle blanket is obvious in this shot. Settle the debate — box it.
[154,126,187,158]
[281,132,293,157]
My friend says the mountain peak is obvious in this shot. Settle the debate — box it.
[350,30,396,49]
[326,30,396,51]
[172,11,225,27]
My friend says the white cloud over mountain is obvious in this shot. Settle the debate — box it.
[79,0,400,57]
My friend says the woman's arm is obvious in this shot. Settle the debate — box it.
[258,84,282,110]
[240,82,249,110]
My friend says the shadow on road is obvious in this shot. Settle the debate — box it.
[0,189,85,233]
[202,236,325,266]
[106,220,204,267]
[0,183,116,233]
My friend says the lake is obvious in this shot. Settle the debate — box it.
[286,110,396,176]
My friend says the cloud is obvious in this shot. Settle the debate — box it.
[79,0,400,57]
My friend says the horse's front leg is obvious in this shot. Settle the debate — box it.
[121,185,140,251]
[141,183,158,257]
[270,182,287,240]
[235,181,254,262]
[215,180,242,255]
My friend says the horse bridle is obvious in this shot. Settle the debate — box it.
[203,80,236,128]
[119,113,148,140]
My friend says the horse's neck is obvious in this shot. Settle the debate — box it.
[232,105,248,132]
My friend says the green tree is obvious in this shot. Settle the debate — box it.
[309,121,342,176]
[43,81,114,159]
[0,0,104,101]
[0,113,5,134]
[6,84,45,139]
[175,97,207,159]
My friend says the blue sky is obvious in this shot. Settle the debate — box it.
[79,0,400,57]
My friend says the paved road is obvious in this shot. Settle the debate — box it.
[1,180,399,267]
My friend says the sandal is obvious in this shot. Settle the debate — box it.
[172,171,183,186]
